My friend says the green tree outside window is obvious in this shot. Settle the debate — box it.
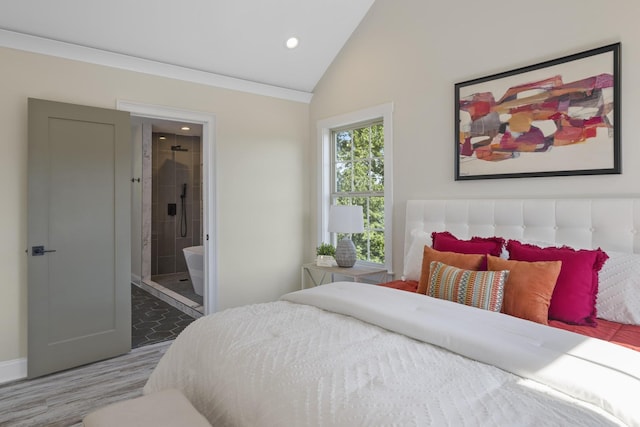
[332,122,384,264]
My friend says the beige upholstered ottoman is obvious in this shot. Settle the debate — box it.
[83,388,211,427]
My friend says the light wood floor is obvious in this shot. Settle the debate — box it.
[0,340,171,427]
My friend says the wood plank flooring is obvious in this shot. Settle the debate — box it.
[0,340,171,427]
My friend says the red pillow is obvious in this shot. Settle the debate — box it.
[431,231,504,270]
[431,231,505,256]
[506,240,608,326]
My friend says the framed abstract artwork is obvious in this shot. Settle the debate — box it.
[455,43,620,180]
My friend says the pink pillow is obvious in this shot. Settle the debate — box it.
[431,231,505,257]
[431,231,504,270]
[506,240,609,326]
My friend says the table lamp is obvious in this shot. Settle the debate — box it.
[328,205,364,267]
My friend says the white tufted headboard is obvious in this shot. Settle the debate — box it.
[404,199,640,258]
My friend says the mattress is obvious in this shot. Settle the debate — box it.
[144,282,640,426]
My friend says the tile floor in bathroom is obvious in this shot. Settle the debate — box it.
[152,272,204,306]
[131,284,196,349]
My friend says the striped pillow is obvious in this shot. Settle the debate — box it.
[428,261,507,312]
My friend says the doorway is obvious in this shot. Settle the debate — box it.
[141,122,204,318]
[119,101,217,318]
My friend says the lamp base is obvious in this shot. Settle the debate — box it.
[335,238,357,268]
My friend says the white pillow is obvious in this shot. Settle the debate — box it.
[402,230,431,281]
[597,251,640,325]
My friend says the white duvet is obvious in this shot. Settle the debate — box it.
[144,282,640,426]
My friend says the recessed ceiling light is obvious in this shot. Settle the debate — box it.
[159,136,166,140]
[286,37,299,49]
[181,126,190,131]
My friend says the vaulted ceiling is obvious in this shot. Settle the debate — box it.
[0,0,375,96]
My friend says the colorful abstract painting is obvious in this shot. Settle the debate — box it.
[455,43,620,180]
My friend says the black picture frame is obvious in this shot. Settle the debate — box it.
[455,43,621,180]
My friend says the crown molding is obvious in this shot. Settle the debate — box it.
[0,29,313,104]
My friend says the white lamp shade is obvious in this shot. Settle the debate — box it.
[328,205,364,233]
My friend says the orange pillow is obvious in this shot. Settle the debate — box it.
[417,246,485,294]
[487,255,561,325]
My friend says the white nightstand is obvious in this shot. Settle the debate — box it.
[301,263,388,289]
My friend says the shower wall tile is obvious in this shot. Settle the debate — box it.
[177,135,194,152]
[155,134,174,152]
[158,220,176,257]
[157,157,175,186]
[176,255,187,274]
[193,220,202,245]
[175,171,190,199]
[192,191,201,218]
[174,150,191,167]
[175,238,192,271]
[157,185,176,218]
[157,255,176,275]
[192,137,201,153]
[193,163,201,184]
[152,132,202,275]
[176,203,193,239]
[151,237,158,276]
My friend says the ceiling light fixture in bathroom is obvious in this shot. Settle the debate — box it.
[181,126,190,131]
[286,37,299,49]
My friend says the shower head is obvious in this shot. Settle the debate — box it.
[171,145,189,152]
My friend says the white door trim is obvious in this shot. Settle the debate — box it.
[117,100,218,314]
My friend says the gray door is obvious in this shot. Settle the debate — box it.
[27,98,131,378]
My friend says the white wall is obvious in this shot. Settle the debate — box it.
[309,0,640,277]
[0,46,309,366]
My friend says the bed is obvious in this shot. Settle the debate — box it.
[144,198,640,426]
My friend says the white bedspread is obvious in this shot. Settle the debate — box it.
[144,282,640,426]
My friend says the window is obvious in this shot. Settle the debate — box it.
[332,121,384,263]
[317,104,393,270]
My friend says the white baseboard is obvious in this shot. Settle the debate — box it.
[0,357,27,385]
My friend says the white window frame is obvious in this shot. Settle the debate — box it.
[317,103,393,272]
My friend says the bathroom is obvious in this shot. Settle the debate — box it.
[131,118,205,323]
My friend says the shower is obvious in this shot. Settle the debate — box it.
[143,132,203,308]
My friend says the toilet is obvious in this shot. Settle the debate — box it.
[183,245,204,296]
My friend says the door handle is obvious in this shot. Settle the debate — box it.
[32,245,57,256]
